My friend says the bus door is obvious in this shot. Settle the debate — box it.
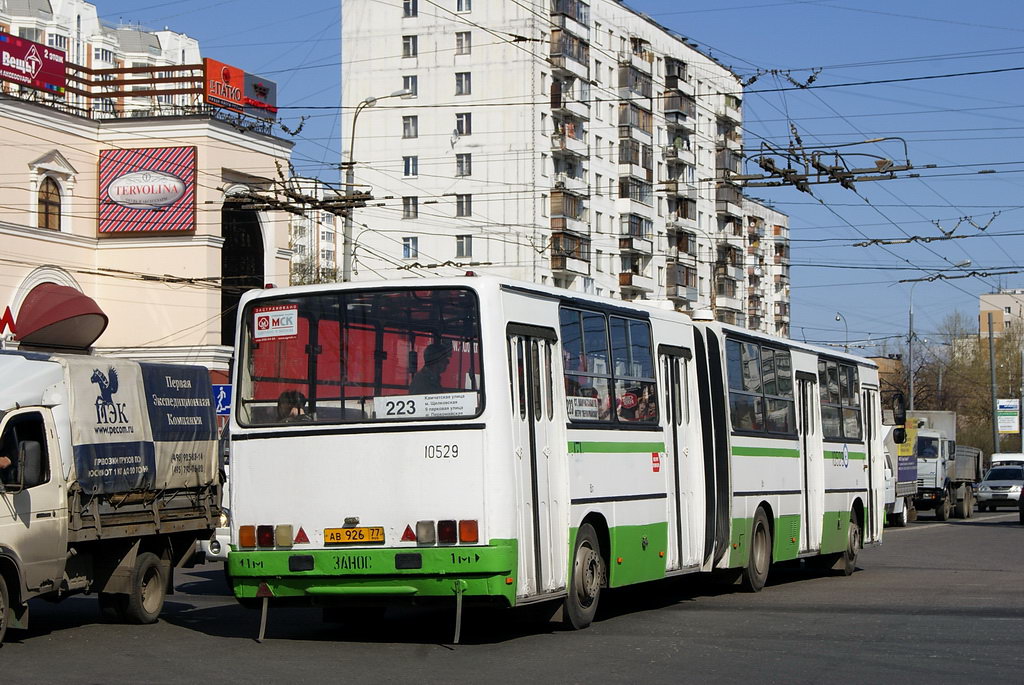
[507,324,563,597]
[863,387,881,541]
[796,372,822,552]
[659,346,696,570]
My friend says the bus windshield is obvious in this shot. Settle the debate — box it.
[237,287,482,425]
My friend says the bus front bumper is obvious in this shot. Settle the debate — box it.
[228,540,518,607]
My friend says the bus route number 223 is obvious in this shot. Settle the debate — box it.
[425,444,459,459]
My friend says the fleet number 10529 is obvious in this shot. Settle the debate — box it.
[425,444,459,459]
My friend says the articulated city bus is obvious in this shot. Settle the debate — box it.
[227,276,891,634]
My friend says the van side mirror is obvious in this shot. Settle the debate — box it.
[891,427,906,445]
[18,440,46,489]
[890,392,907,426]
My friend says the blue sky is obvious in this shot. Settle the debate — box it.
[100,1,1024,354]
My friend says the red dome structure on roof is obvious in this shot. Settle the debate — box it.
[15,283,108,349]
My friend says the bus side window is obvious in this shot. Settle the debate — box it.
[545,342,554,421]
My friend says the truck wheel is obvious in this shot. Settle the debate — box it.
[0,574,8,644]
[935,491,951,521]
[963,489,974,518]
[954,490,968,519]
[890,500,908,528]
[123,552,167,625]
[741,508,772,592]
[563,523,604,630]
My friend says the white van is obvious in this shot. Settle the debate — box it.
[991,452,1024,467]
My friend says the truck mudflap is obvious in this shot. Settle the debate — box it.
[228,540,518,607]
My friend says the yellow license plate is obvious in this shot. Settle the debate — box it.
[324,527,385,544]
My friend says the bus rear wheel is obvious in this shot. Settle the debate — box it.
[741,508,772,592]
[564,523,604,630]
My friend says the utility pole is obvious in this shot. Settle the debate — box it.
[989,312,1000,453]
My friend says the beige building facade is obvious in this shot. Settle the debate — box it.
[0,85,293,380]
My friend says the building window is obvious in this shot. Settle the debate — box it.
[403,237,419,258]
[403,0,418,17]
[456,31,471,55]
[455,71,471,95]
[403,115,418,138]
[456,153,472,177]
[403,196,419,219]
[456,235,473,257]
[456,194,472,217]
[403,155,418,177]
[455,112,472,135]
[38,177,61,231]
[457,0,472,11]
[403,74,418,96]
[402,35,418,58]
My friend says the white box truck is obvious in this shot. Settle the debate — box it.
[908,411,982,520]
[0,351,220,643]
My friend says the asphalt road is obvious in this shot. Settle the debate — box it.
[2,510,1022,684]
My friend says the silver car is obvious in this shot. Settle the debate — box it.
[976,465,1024,511]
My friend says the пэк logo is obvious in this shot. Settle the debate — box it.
[91,367,129,424]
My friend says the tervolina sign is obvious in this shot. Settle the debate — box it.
[106,170,186,209]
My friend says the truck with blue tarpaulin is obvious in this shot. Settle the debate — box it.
[0,350,220,643]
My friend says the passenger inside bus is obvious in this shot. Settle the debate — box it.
[276,390,310,422]
[410,342,452,395]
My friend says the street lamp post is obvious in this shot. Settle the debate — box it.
[835,312,849,353]
[341,88,412,282]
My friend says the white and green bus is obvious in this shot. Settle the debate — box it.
[227,276,894,631]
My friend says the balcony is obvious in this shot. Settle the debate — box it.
[619,234,653,254]
[619,271,654,292]
[718,129,742,151]
[554,171,588,193]
[716,197,743,219]
[665,146,695,167]
[717,100,741,124]
[551,90,591,121]
[618,49,652,74]
[550,214,589,236]
[774,252,789,265]
[664,110,696,135]
[550,33,591,81]
[716,294,743,312]
[551,254,591,275]
[620,163,653,184]
[551,130,587,157]
[665,72,694,96]
[666,283,698,302]
[667,249,697,269]
[666,212,697,231]
[720,263,745,281]
[663,179,698,199]
[550,6,590,40]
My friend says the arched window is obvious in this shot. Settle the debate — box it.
[38,177,61,231]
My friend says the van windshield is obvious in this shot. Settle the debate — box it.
[984,466,1024,482]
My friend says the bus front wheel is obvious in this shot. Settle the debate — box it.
[564,523,604,630]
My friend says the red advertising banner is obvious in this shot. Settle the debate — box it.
[203,57,278,121]
[98,147,197,234]
[204,58,245,111]
[0,32,66,96]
